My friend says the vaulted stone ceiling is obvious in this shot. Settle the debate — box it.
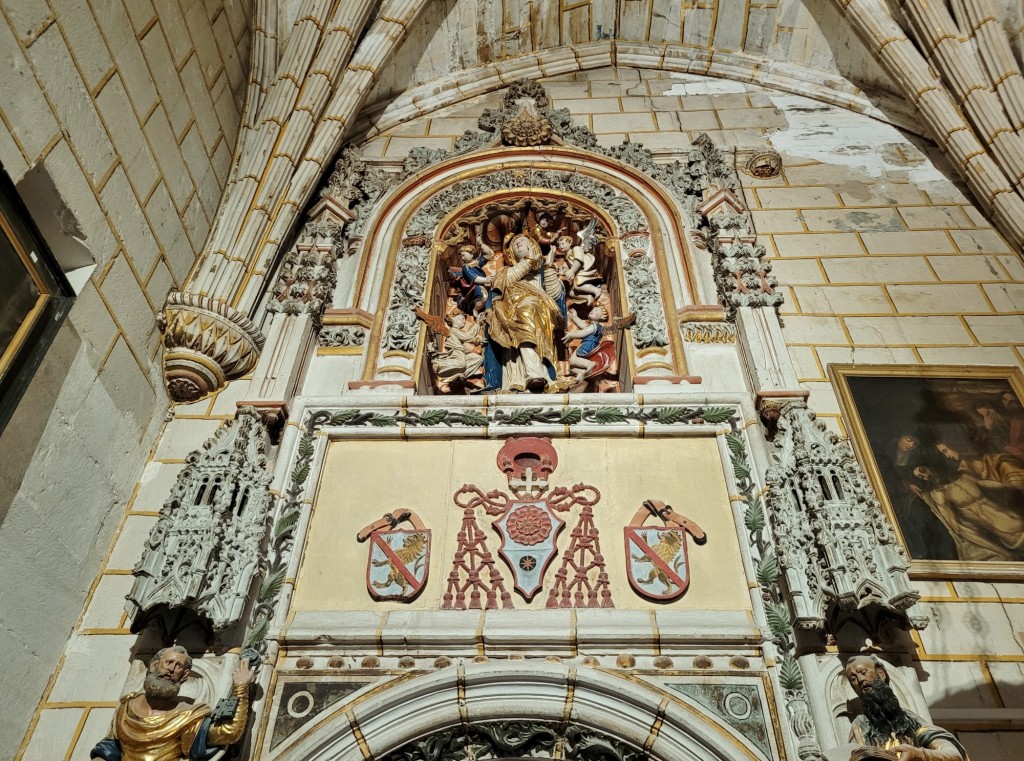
[364,0,895,107]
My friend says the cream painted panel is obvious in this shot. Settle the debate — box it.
[293,437,750,613]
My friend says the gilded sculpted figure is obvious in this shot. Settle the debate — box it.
[485,232,565,392]
[845,655,967,761]
[90,646,252,761]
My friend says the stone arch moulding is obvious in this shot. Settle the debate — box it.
[268,661,780,761]
[348,143,718,390]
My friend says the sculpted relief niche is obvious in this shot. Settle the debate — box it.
[313,79,752,392]
[419,198,632,394]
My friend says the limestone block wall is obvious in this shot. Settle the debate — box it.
[0,0,250,755]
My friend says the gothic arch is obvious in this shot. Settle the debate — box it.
[356,44,921,142]
[269,662,776,761]
[349,142,717,386]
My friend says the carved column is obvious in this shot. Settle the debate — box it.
[157,2,430,404]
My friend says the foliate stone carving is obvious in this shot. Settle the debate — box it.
[382,244,432,352]
[724,417,823,761]
[404,169,647,240]
[316,326,366,347]
[680,321,736,343]
[266,221,340,321]
[322,145,402,256]
[125,408,274,632]
[380,720,646,761]
[765,403,924,631]
[501,100,553,146]
[160,292,266,403]
[622,251,670,348]
[690,133,740,194]
[714,239,783,315]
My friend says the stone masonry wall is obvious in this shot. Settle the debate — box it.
[0,0,250,755]
[14,66,1024,758]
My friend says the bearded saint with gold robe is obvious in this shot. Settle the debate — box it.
[91,647,251,761]
[484,233,565,392]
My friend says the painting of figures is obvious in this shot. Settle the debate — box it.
[831,365,1024,577]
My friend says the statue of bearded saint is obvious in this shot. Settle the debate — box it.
[91,646,253,761]
[845,655,968,761]
[483,232,566,392]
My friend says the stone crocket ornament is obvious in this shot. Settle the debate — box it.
[624,499,706,602]
[357,509,431,602]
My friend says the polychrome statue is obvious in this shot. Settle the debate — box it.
[485,232,566,392]
[845,655,967,761]
[90,646,252,761]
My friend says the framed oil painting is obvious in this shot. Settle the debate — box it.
[830,365,1024,579]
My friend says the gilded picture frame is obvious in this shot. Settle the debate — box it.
[830,364,1024,580]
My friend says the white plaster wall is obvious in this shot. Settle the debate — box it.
[0,0,250,754]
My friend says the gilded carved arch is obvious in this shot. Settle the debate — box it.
[346,143,715,390]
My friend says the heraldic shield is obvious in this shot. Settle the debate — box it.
[494,499,566,602]
[357,509,430,602]
[624,499,706,603]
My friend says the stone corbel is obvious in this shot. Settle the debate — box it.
[756,389,810,433]
[160,292,266,403]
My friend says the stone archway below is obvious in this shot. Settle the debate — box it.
[268,662,778,761]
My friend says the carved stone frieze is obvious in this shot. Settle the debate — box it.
[680,320,736,343]
[379,720,646,761]
[765,403,925,631]
[125,408,274,632]
[160,292,266,403]
[317,325,366,348]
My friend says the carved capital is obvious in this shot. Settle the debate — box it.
[160,292,266,403]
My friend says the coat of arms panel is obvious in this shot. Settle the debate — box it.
[294,437,747,612]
